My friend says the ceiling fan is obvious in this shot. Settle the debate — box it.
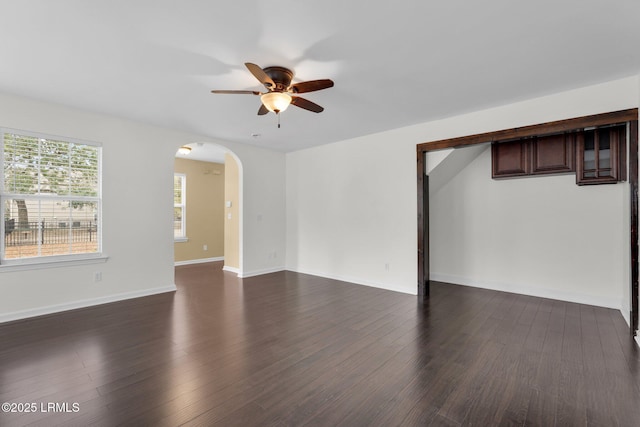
[211,63,334,125]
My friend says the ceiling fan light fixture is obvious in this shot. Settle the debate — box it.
[261,92,292,113]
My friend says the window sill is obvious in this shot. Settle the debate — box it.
[174,237,189,243]
[0,254,109,272]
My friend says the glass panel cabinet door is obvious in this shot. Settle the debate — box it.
[582,131,596,178]
[576,124,625,185]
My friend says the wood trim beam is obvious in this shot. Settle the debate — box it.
[630,120,639,336]
[417,150,427,297]
[417,109,638,152]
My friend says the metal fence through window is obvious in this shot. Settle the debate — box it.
[4,219,98,246]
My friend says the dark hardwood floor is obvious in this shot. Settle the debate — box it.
[1,262,639,426]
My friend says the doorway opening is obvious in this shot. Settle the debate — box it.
[417,109,639,335]
[173,142,243,274]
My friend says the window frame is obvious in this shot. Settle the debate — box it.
[0,128,103,267]
[174,173,187,242]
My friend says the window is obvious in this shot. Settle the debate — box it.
[174,173,186,240]
[1,129,101,264]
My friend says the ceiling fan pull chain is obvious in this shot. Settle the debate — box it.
[277,112,281,129]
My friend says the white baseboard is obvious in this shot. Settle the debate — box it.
[222,265,284,278]
[0,284,177,324]
[222,265,240,274]
[175,256,223,266]
[288,268,416,295]
[239,266,285,278]
[430,273,621,310]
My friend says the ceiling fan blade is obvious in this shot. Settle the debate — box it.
[257,104,269,115]
[291,96,324,113]
[290,79,334,94]
[245,63,275,89]
[211,90,261,95]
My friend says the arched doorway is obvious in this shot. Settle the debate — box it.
[173,142,243,274]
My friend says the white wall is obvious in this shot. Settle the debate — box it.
[232,144,286,277]
[286,130,418,294]
[286,75,639,306]
[430,146,628,310]
[0,92,286,322]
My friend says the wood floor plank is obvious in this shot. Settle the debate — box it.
[0,262,638,427]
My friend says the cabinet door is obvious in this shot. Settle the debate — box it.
[576,125,625,185]
[531,133,575,175]
[492,140,529,178]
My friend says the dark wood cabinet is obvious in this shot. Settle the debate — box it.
[576,124,626,185]
[492,133,575,179]
[492,140,530,178]
[531,133,575,175]
[492,124,628,185]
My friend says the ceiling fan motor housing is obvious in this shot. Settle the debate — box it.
[263,66,294,91]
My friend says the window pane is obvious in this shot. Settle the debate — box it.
[174,206,183,237]
[3,134,39,194]
[173,174,185,238]
[69,143,99,197]
[3,198,99,259]
[39,139,70,195]
[3,134,99,197]
[174,175,183,204]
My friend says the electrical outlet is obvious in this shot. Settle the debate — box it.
[203,244,208,251]
[94,271,102,282]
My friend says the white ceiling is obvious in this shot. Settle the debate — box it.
[1,1,638,155]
